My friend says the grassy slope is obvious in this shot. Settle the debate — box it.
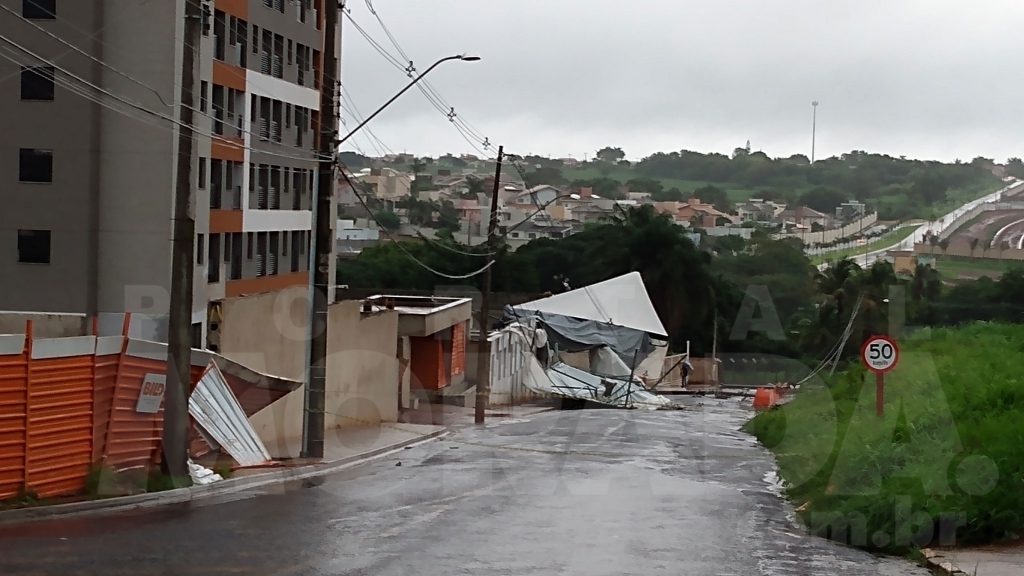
[934,256,1024,281]
[562,165,766,202]
[746,323,1024,554]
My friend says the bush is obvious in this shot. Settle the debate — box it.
[747,323,1024,553]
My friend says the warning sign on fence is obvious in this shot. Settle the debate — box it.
[135,373,166,414]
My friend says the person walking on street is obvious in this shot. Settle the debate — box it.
[534,325,549,367]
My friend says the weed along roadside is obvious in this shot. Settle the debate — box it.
[745,322,1024,558]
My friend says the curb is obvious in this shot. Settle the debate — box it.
[921,549,969,575]
[0,429,449,525]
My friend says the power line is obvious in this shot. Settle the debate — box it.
[360,0,491,146]
[341,9,493,158]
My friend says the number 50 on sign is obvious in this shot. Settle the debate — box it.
[860,335,899,417]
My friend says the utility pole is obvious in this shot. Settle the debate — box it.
[303,0,339,459]
[475,145,503,424]
[164,0,203,483]
[811,100,819,163]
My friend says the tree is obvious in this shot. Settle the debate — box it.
[339,151,371,170]
[375,210,401,231]
[436,200,460,232]
[596,146,626,163]
[626,177,664,196]
[464,175,486,199]
[570,177,624,199]
[411,158,427,175]
[799,187,847,213]
[1006,157,1024,179]
[693,185,732,213]
[523,166,565,188]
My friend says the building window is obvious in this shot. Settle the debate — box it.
[17,229,50,264]
[20,66,54,101]
[247,232,254,259]
[287,39,293,65]
[252,25,259,54]
[198,157,207,189]
[196,234,204,265]
[200,81,208,112]
[23,0,55,19]
[19,148,52,183]
[208,234,221,283]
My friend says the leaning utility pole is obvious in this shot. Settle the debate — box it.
[303,0,339,458]
[475,146,503,424]
[164,0,203,483]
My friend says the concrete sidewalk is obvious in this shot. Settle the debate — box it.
[924,542,1024,575]
[0,422,446,525]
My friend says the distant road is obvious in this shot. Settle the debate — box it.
[819,180,1024,270]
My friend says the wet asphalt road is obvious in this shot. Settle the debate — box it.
[0,398,927,576]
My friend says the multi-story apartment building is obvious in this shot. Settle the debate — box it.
[0,0,334,345]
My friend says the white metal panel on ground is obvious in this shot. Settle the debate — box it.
[513,272,667,336]
[189,361,271,467]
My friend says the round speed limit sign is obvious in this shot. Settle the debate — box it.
[861,335,899,373]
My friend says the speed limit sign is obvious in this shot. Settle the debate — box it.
[861,335,899,373]
[861,335,899,417]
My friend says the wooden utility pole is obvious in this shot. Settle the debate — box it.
[475,146,503,424]
[164,0,203,483]
[303,0,339,458]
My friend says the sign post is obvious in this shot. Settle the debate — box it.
[860,335,899,417]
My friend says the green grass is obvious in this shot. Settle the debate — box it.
[812,225,919,265]
[934,256,1024,281]
[746,323,1024,554]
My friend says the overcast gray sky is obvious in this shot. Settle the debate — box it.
[339,0,1024,163]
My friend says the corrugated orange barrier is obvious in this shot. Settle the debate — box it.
[101,353,166,472]
[0,335,28,500]
[26,353,95,498]
[1,314,301,501]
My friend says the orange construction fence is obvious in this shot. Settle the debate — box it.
[0,315,298,501]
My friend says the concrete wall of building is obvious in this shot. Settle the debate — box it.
[96,0,182,319]
[395,301,472,337]
[226,293,400,458]
[0,0,104,313]
[218,285,308,378]
[324,300,399,427]
[0,312,89,338]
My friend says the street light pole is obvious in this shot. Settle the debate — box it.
[475,146,503,425]
[811,100,819,163]
[303,51,480,458]
[336,55,480,147]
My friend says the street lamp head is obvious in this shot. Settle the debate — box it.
[459,54,482,61]
[812,100,819,107]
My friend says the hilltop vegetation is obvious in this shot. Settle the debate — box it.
[348,148,1005,221]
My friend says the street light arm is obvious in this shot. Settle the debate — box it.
[336,55,474,146]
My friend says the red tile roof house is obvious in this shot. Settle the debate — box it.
[656,198,737,228]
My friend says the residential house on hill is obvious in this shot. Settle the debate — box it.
[780,206,833,231]
[656,198,736,228]
[736,198,786,223]
[355,167,412,201]
[505,219,574,249]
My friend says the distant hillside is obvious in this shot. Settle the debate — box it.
[352,148,1006,221]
